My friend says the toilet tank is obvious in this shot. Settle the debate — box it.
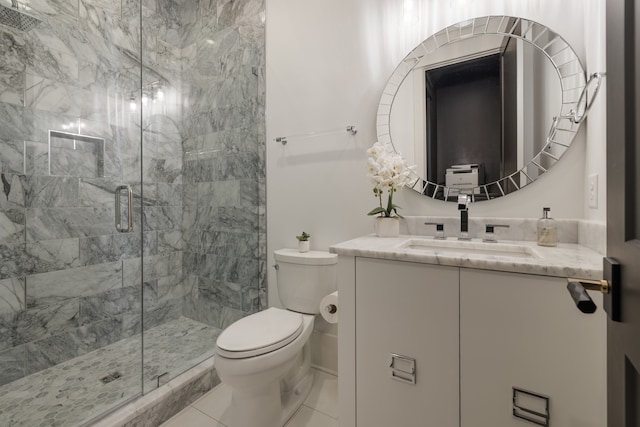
[274,249,338,314]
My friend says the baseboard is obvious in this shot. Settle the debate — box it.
[311,330,338,375]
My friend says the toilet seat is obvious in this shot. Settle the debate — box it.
[216,307,304,359]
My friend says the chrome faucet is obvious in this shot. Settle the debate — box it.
[457,194,471,240]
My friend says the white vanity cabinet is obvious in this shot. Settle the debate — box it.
[460,268,606,427]
[354,258,460,427]
[339,256,606,427]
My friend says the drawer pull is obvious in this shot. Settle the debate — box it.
[389,353,416,385]
[512,387,550,426]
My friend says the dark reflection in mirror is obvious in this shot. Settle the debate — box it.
[425,54,502,193]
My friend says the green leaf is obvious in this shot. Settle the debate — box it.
[391,206,403,219]
[296,231,311,241]
[367,207,386,216]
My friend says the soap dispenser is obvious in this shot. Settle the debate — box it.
[537,207,557,247]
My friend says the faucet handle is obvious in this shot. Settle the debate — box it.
[485,224,510,233]
[424,222,445,239]
[484,224,510,242]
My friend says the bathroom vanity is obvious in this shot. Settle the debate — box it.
[333,8,608,425]
[331,235,605,427]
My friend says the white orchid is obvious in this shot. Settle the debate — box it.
[366,141,415,218]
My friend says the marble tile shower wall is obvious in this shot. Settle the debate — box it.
[179,0,266,330]
[0,0,187,387]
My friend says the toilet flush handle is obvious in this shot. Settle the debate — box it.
[273,264,279,270]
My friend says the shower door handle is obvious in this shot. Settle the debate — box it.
[115,185,134,233]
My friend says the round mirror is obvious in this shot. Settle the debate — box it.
[377,16,587,202]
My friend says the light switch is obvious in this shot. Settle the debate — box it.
[588,174,598,209]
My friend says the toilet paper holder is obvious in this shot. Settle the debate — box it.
[324,304,337,314]
[320,291,339,324]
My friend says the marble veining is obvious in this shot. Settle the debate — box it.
[78,285,146,326]
[197,277,243,311]
[26,261,123,306]
[0,174,26,209]
[0,208,25,244]
[330,235,603,280]
[0,277,26,314]
[0,242,28,279]
[79,233,146,265]
[0,139,24,175]
[0,0,265,423]
[51,147,102,178]
[157,229,183,253]
[143,206,182,231]
[0,345,26,386]
[0,316,221,427]
[25,36,80,84]
[8,297,80,349]
[0,28,29,76]
[22,175,80,207]
[25,73,80,116]
[25,206,115,241]
[0,104,26,141]
[25,238,81,274]
[23,141,48,175]
[0,67,24,107]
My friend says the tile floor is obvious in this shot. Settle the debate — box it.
[160,369,338,427]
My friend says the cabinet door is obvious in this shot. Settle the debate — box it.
[355,258,459,427]
[460,269,606,427]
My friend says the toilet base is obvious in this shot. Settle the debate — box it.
[280,370,314,425]
[227,369,314,427]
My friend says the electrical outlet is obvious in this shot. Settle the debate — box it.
[588,173,598,209]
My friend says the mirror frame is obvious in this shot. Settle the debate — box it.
[376,16,587,202]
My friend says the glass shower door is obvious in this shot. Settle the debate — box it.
[136,0,218,392]
[138,0,266,392]
[0,0,145,425]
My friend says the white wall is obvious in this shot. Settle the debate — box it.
[584,0,607,222]
[266,0,606,309]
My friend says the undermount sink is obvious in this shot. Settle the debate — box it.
[398,238,540,259]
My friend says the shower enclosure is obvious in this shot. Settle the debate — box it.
[0,0,265,425]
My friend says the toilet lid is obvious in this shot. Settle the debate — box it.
[216,307,304,359]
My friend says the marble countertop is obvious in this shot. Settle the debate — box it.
[330,235,603,280]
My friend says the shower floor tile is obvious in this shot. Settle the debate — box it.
[0,316,220,427]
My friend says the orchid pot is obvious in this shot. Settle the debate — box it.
[374,217,400,238]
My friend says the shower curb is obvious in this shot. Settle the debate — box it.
[89,357,219,427]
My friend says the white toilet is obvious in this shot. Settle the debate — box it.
[214,249,338,427]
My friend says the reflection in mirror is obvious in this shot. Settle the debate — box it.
[378,16,586,202]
